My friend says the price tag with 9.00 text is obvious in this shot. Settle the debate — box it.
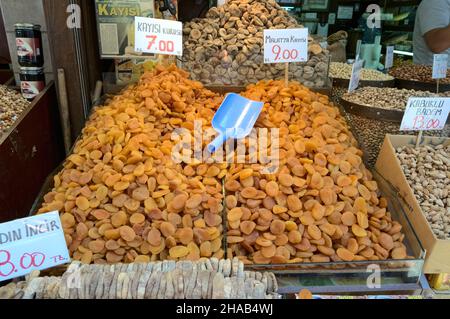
[432,54,448,79]
[263,28,308,64]
[134,17,182,56]
[0,212,70,282]
[348,59,364,93]
[400,97,450,131]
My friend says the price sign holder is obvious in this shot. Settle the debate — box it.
[399,97,450,148]
[263,28,309,87]
[134,17,183,56]
[0,212,69,282]
[385,46,394,70]
[348,59,364,93]
[432,54,449,93]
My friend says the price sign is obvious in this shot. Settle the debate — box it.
[134,17,182,56]
[400,97,450,131]
[432,54,448,79]
[0,212,70,282]
[385,46,394,69]
[348,59,364,93]
[263,28,308,64]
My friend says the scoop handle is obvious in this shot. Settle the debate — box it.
[207,133,227,154]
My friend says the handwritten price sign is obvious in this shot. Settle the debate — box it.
[348,59,364,93]
[0,212,70,282]
[432,54,448,79]
[400,97,450,131]
[263,28,308,63]
[135,17,182,56]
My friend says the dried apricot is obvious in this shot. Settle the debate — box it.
[160,222,176,238]
[336,247,354,261]
[307,225,322,240]
[287,195,302,212]
[288,230,302,244]
[228,207,243,222]
[270,220,286,235]
[130,213,145,225]
[119,226,136,242]
[240,221,256,235]
[279,174,293,187]
[186,194,203,209]
[265,181,279,197]
[351,224,367,237]
[341,211,356,226]
[169,246,189,258]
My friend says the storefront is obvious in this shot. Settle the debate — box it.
[0,0,449,300]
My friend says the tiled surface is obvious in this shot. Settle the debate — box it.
[0,0,47,31]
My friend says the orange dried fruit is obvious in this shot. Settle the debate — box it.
[75,196,90,211]
[270,220,286,235]
[240,221,256,235]
[130,213,145,225]
[307,225,322,240]
[279,174,293,187]
[351,224,367,237]
[169,246,189,258]
[336,247,355,261]
[228,207,243,222]
[119,226,136,242]
[132,186,149,201]
[288,230,302,244]
[111,211,127,228]
[265,181,279,197]
[341,211,356,226]
[160,222,176,238]
[186,194,203,209]
[356,211,369,229]
[286,195,302,212]
[225,195,237,209]
[261,245,276,258]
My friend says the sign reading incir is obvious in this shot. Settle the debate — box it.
[0,212,70,282]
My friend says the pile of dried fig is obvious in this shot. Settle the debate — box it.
[183,0,329,87]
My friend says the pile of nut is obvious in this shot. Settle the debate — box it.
[183,0,329,87]
[396,144,450,240]
[0,259,279,299]
[0,85,30,137]
[330,62,394,81]
[224,80,409,264]
[389,63,450,84]
[38,65,226,264]
[342,87,440,111]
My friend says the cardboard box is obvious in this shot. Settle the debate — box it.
[376,134,450,274]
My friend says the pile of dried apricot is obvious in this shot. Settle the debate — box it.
[225,80,409,264]
[38,65,225,264]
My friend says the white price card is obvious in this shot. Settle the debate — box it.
[348,59,364,93]
[263,28,308,64]
[400,97,450,131]
[0,212,70,282]
[385,46,394,69]
[134,17,182,56]
[432,54,448,79]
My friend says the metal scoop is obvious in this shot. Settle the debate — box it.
[207,93,264,153]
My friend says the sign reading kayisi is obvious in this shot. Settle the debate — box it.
[135,16,182,56]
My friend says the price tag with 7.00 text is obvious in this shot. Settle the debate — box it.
[135,17,183,56]
[400,97,450,131]
[432,54,448,79]
[263,28,308,64]
[348,59,364,93]
[0,212,70,282]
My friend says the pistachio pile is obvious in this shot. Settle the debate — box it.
[0,85,30,137]
[224,80,409,264]
[342,87,440,111]
[330,62,394,81]
[38,65,226,264]
[0,259,279,299]
[396,144,450,240]
[389,63,450,84]
[183,0,329,87]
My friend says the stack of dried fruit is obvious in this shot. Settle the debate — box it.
[38,65,225,264]
[183,0,329,87]
[224,80,409,264]
[3,259,279,299]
